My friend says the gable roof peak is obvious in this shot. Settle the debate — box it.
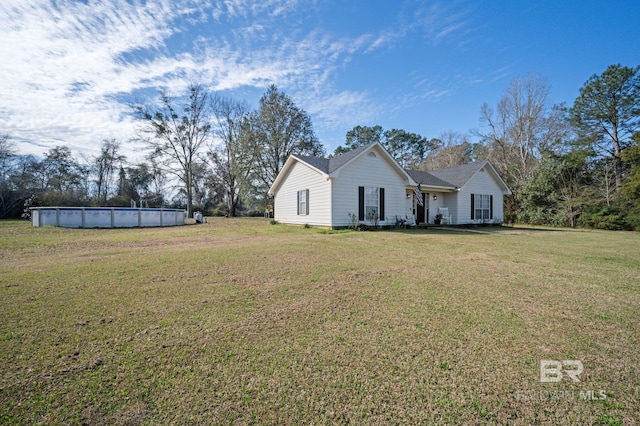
[422,161,485,188]
[326,142,378,173]
[292,141,381,174]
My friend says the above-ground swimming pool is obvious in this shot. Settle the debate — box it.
[30,207,186,228]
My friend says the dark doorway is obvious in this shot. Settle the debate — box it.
[416,193,427,224]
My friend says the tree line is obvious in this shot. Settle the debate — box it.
[0,85,323,219]
[330,65,640,231]
[484,65,640,230]
[1,64,639,229]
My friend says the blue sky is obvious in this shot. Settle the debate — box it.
[1,0,639,161]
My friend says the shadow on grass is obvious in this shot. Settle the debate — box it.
[361,224,574,236]
[312,222,582,236]
[494,225,572,232]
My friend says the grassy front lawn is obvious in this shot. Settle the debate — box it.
[1,219,638,424]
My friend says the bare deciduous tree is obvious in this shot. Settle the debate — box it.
[421,131,473,170]
[93,139,125,204]
[134,84,211,216]
[0,135,18,218]
[481,74,568,215]
[208,96,255,217]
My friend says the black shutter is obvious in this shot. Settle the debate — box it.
[296,190,300,215]
[358,186,365,221]
[379,188,385,221]
[490,195,493,219]
[305,189,310,216]
[470,194,475,220]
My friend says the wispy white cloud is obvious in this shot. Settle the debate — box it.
[413,1,474,44]
[406,71,452,100]
[0,0,474,161]
[0,0,201,157]
[0,0,380,159]
[308,90,379,128]
[488,65,514,83]
[210,0,301,20]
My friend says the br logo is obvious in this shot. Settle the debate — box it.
[540,360,584,383]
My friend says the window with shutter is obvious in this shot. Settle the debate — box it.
[305,189,309,215]
[359,186,383,222]
[365,187,379,221]
[471,194,474,220]
[490,195,493,219]
[473,194,491,221]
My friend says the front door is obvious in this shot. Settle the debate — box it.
[416,193,427,224]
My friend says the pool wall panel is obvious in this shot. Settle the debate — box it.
[30,207,186,228]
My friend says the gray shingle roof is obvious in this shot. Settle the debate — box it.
[293,142,377,174]
[292,154,330,174]
[426,160,488,188]
[292,145,490,190]
[405,169,455,188]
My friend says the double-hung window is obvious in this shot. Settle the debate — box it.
[471,193,492,221]
[365,187,379,220]
[297,189,309,216]
[358,186,385,221]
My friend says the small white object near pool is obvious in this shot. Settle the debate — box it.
[30,207,186,228]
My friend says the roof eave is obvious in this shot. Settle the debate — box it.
[268,155,329,196]
[483,161,512,194]
[407,184,457,192]
[451,161,512,195]
[330,142,417,185]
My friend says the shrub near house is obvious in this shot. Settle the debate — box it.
[269,142,511,228]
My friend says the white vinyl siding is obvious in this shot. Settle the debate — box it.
[455,166,505,224]
[331,145,410,227]
[272,162,331,226]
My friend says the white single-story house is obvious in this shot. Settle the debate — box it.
[268,142,511,228]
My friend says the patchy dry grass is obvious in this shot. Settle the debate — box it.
[1,219,639,425]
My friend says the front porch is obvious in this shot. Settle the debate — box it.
[405,187,456,225]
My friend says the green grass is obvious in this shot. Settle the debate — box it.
[1,218,639,424]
